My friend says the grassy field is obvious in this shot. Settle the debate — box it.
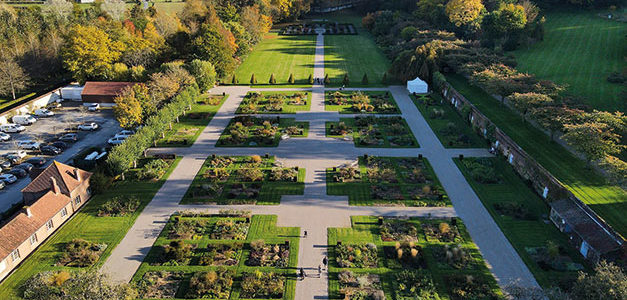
[511,10,626,112]
[412,93,487,148]
[0,158,181,299]
[447,75,627,237]
[324,35,391,87]
[131,214,299,300]
[327,216,501,299]
[155,94,226,147]
[180,155,305,205]
[455,157,588,288]
[234,33,316,87]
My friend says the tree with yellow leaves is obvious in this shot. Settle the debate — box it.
[62,25,123,84]
[445,0,484,27]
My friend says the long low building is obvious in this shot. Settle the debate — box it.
[0,161,92,282]
[80,81,137,104]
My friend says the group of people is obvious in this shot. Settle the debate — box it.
[299,256,328,280]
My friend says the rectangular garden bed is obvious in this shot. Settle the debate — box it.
[325,91,399,114]
[217,116,308,147]
[326,116,418,148]
[236,91,311,114]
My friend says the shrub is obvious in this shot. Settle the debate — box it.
[269,73,276,84]
[336,244,378,268]
[136,159,169,180]
[288,73,295,84]
[187,268,234,299]
[308,74,313,84]
[240,271,284,299]
[57,239,105,267]
[98,196,141,217]
[162,240,192,264]
[606,72,625,84]
[362,73,369,85]
[89,172,112,195]
[324,74,330,84]
[250,155,262,163]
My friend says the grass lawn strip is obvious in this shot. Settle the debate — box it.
[455,157,588,288]
[236,91,312,114]
[412,93,486,148]
[328,216,501,300]
[132,214,299,300]
[218,116,308,147]
[325,91,399,114]
[326,116,419,148]
[447,74,627,237]
[0,158,182,299]
[155,94,227,147]
[327,156,450,207]
[181,155,305,205]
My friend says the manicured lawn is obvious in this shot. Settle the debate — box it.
[327,216,501,299]
[326,116,419,148]
[447,74,627,237]
[217,116,308,147]
[236,91,311,114]
[0,158,182,299]
[325,35,391,87]
[234,32,316,87]
[132,214,299,299]
[180,155,305,205]
[455,157,588,288]
[325,91,400,114]
[412,93,487,148]
[327,156,450,207]
[155,94,226,147]
[511,10,626,112]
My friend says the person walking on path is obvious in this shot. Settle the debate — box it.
[303,230,307,238]
[322,256,328,270]
[318,265,322,277]
[300,267,305,280]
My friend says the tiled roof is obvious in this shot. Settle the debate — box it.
[81,81,136,96]
[22,161,92,197]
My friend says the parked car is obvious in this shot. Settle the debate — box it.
[59,133,78,142]
[6,168,27,178]
[0,124,26,133]
[0,180,5,190]
[0,159,11,169]
[0,132,10,141]
[14,163,33,173]
[87,103,100,112]
[40,145,62,156]
[107,136,127,145]
[49,141,69,150]
[4,150,27,159]
[34,108,54,117]
[12,115,37,125]
[17,140,40,150]
[78,122,99,131]
[3,155,21,165]
[25,157,46,167]
[0,174,17,184]
[114,130,135,138]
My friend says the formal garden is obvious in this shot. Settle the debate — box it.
[327,156,450,207]
[236,91,311,114]
[217,116,308,147]
[0,157,182,299]
[132,213,299,299]
[326,116,418,148]
[325,91,399,114]
[280,23,357,35]
[412,94,486,148]
[155,94,227,147]
[328,216,501,300]
[181,155,305,205]
[455,157,588,288]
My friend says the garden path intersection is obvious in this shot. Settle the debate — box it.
[102,32,540,298]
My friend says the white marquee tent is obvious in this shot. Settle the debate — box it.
[407,77,428,94]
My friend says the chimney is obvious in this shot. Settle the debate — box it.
[51,177,60,195]
[74,168,81,182]
[24,206,32,218]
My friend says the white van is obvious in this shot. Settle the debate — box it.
[34,108,54,117]
[12,115,37,125]
[0,124,26,133]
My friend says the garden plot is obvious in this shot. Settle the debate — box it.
[327,156,450,207]
[325,91,399,114]
[155,94,227,147]
[280,23,357,35]
[236,91,311,114]
[328,216,501,300]
[326,116,418,148]
[132,213,300,300]
[181,155,305,205]
[412,93,486,148]
[217,116,308,147]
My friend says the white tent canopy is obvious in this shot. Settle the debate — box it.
[407,77,428,94]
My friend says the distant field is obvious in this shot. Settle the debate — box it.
[234,32,316,86]
[511,10,626,112]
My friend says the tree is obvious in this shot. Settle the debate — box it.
[114,86,143,129]
[570,261,626,300]
[530,106,584,139]
[269,73,276,84]
[250,73,257,84]
[0,55,30,100]
[62,25,123,84]
[324,74,330,85]
[101,0,126,21]
[482,4,527,41]
[445,0,484,27]
[41,0,73,23]
[381,72,388,84]
[563,122,623,165]
[342,73,349,86]
[470,65,529,103]
[192,20,236,77]
[361,73,369,85]
[600,156,627,186]
[186,59,216,92]
[23,270,137,300]
[288,73,294,84]
[400,26,418,41]
[308,74,313,84]
[231,74,237,84]
[153,11,181,38]
[507,92,553,122]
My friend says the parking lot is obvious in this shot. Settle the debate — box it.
[0,102,122,214]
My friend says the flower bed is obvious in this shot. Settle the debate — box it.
[336,243,378,268]
[394,270,439,300]
[237,91,311,114]
[137,271,184,299]
[97,195,140,217]
[384,241,426,269]
[56,239,106,267]
[210,219,249,240]
[328,117,418,148]
[325,91,399,114]
[245,239,290,267]
[196,243,242,266]
[380,220,419,242]
[240,271,285,299]
[186,268,235,299]
[338,270,385,300]
[432,244,476,270]
[422,221,463,243]
[218,116,307,147]
[445,274,500,300]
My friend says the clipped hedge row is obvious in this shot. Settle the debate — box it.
[106,84,200,175]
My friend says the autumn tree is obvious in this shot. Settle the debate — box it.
[530,106,583,139]
[470,65,532,103]
[507,92,553,122]
[41,0,73,23]
[192,19,236,77]
[240,5,272,43]
[153,11,181,38]
[445,0,484,27]
[563,122,623,165]
[114,86,143,129]
[101,0,127,21]
[62,25,123,84]
[600,156,627,186]
[186,59,216,92]
[0,55,30,100]
[482,3,527,41]
[570,261,627,300]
